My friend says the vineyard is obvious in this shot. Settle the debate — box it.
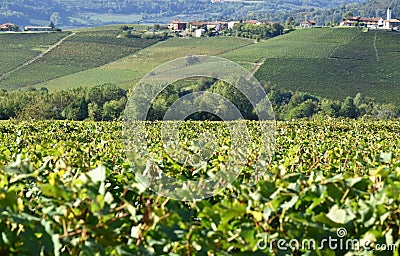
[221,27,360,62]
[0,29,161,90]
[2,27,400,106]
[0,32,69,75]
[252,28,400,104]
[34,37,255,91]
[0,120,399,255]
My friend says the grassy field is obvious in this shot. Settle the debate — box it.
[82,12,142,23]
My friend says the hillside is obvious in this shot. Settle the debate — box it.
[220,27,400,104]
[0,26,162,90]
[1,27,399,105]
[1,0,366,27]
[248,28,400,104]
[31,36,255,91]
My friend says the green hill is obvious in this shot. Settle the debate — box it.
[0,27,161,90]
[31,36,255,91]
[255,28,400,104]
[221,27,400,104]
[1,26,399,105]
[0,32,68,75]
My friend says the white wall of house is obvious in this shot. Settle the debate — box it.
[195,29,205,37]
[228,21,238,29]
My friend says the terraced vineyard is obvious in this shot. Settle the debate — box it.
[0,120,399,255]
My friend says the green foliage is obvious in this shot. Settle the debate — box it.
[285,99,317,119]
[247,28,400,105]
[0,81,398,121]
[340,97,359,118]
[62,97,88,120]
[102,98,127,121]
[0,32,68,74]
[231,23,285,39]
[33,37,254,91]
[0,84,127,121]
[0,29,162,90]
[0,120,399,255]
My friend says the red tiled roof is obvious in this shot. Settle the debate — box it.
[301,20,317,24]
[359,17,381,22]
[169,20,186,24]
[385,19,400,22]
[190,22,207,26]
[246,20,260,24]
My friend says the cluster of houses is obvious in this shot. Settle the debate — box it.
[0,22,55,32]
[2,6,399,35]
[167,19,276,37]
[340,7,400,30]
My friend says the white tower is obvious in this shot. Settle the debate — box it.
[387,7,392,20]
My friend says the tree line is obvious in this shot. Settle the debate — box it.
[0,81,398,121]
[0,84,126,121]
[228,22,287,40]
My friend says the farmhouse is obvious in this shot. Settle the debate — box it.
[340,7,400,30]
[167,20,187,31]
[24,26,53,32]
[0,23,18,32]
[246,20,263,25]
[189,21,227,31]
[340,16,384,28]
[300,20,317,28]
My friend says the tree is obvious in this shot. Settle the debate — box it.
[86,84,126,107]
[286,100,316,120]
[353,93,364,107]
[62,98,88,120]
[343,11,354,19]
[49,21,55,30]
[185,55,200,66]
[88,102,101,121]
[153,24,161,30]
[210,80,256,120]
[287,92,305,109]
[340,97,358,118]
[286,16,295,27]
[102,99,126,120]
[320,100,341,117]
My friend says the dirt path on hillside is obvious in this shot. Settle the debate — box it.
[0,32,76,81]
[250,59,265,75]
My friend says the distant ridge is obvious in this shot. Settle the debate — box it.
[0,0,366,28]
